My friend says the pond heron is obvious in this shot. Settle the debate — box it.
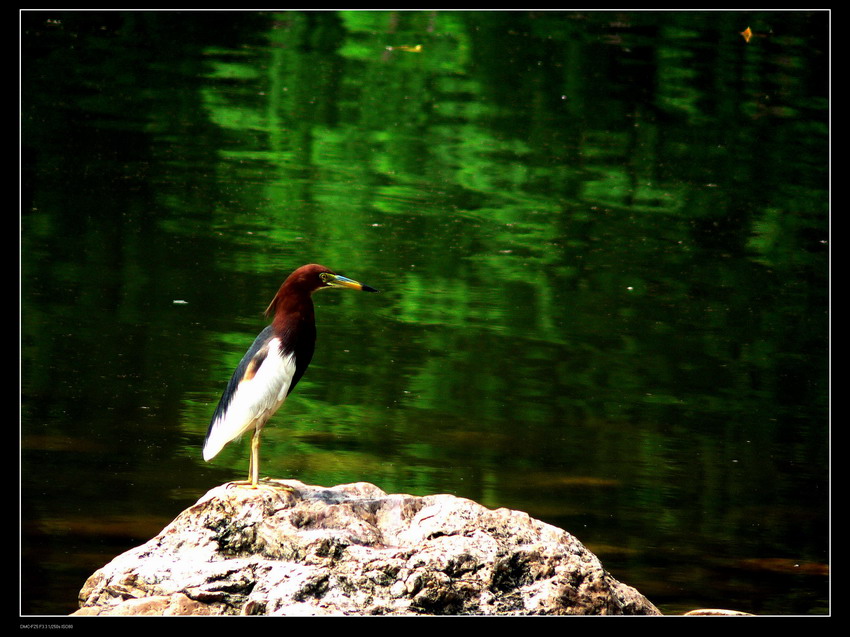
[202,263,378,487]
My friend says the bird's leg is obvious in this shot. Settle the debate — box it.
[251,429,296,493]
[249,427,261,488]
[223,428,262,489]
[225,426,295,495]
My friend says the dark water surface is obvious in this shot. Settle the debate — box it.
[21,10,829,615]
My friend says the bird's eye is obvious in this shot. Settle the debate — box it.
[319,273,332,284]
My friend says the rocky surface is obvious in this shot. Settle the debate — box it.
[75,480,661,616]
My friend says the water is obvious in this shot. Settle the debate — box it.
[21,10,829,615]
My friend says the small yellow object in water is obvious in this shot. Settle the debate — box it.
[740,27,753,43]
[386,44,422,53]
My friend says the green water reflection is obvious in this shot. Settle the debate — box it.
[22,11,828,615]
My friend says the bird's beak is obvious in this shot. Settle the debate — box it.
[324,273,379,293]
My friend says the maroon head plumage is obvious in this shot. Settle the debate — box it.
[265,264,376,326]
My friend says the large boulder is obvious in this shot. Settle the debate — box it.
[75,480,660,616]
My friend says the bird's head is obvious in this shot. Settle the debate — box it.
[266,264,378,318]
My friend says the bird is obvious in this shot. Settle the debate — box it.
[202,263,378,488]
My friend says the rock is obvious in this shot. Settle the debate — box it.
[73,592,214,616]
[74,480,660,616]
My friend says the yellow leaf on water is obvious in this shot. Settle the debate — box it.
[741,26,753,43]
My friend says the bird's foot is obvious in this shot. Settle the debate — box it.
[258,477,297,492]
[224,477,297,493]
[223,479,256,489]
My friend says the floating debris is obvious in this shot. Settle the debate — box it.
[386,44,422,53]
